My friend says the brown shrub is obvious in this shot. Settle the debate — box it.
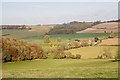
[52,46,65,59]
[2,38,43,62]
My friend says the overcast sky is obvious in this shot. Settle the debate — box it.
[1,2,118,25]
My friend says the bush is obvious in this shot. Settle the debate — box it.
[102,48,112,59]
[2,38,43,62]
[18,54,25,61]
[52,46,65,59]
[65,52,72,58]
[81,41,89,47]
[94,37,99,42]
[41,51,48,59]
[108,32,116,38]
[71,55,76,59]
[43,35,50,43]
[97,48,112,59]
[97,55,103,59]
[114,50,120,60]
[72,42,80,48]
[75,54,81,59]
[70,54,81,59]
[41,54,47,59]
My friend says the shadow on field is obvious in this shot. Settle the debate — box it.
[111,60,120,62]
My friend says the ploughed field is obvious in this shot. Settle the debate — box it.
[76,22,118,33]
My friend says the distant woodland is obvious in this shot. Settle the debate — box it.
[1,20,119,34]
[47,20,120,34]
[47,21,101,34]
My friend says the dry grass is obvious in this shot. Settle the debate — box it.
[99,38,119,46]
[28,25,54,33]
[92,22,118,29]
[65,46,118,59]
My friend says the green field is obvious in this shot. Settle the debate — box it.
[2,30,42,39]
[2,45,119,78]
[2,30,110,42]
[2,59,118,78]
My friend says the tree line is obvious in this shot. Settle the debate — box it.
[47,21,101,34]
[1,25,31,30]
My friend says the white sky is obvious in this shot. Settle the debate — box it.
[1,0,120,2]
[0,0,119,25]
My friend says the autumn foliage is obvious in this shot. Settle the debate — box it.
[2,37,43,62]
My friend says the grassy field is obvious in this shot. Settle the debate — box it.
[2,30,110,41]
[65,46,118,59]
[2,45,119,78]
[2,30,43,39]
[99,38,119,46]
[22,33,110,42]
[2,59,118,78]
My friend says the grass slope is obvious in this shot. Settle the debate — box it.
[3,59,118,78]
[23,33,110,43]
[99,38,119,46]
[65,46,118,59]
[2,30,42,39]
[2,30,110,41]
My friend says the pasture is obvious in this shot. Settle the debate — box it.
[2,59,118,78]
[99,38,119,46]
[2,30,110,42]
[65,46,118,59]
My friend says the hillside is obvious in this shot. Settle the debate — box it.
[76,22,118,33]
[47,21,101,34]
[2,25,54,39]
[65,46,117,59]
[28,25,54,34]
[98,38,119,46]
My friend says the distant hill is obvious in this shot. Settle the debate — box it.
[1,25,31,30]
[1,24,55,35]
[47,21,101,34]
[76,22,119,33]
[27,25,54,34]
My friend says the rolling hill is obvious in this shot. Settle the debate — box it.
[76,22,118,33]
[27,25,54,33]
[98,38,119,46]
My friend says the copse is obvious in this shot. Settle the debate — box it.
[2,37,43,62]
